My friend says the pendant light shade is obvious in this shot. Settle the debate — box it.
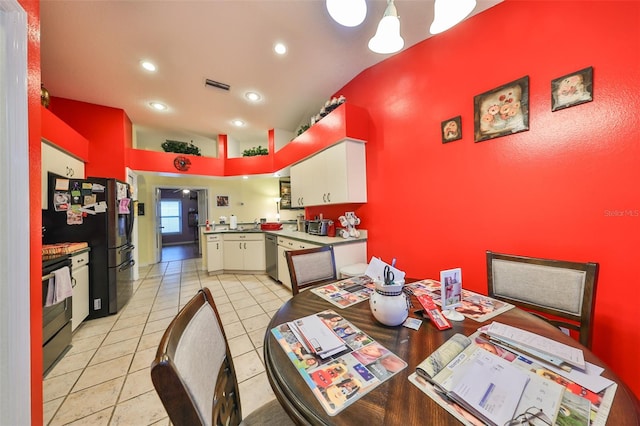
[429,0,477,34]
[368,0,404,54]
[326,0,367,27]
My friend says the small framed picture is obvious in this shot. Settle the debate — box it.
[279,179,292,209]
[216,195,229,207]
[551,66,593,111]
[441,116,462,143]
[440,268,462,311]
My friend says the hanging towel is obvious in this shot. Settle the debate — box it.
[45,266,73,307]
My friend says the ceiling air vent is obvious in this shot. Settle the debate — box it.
[205,79,230,91]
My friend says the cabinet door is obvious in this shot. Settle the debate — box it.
[289,141,367,207]
[277,245,292,291]
[70,252,90,331]
[243,240,266,271]
[41,141,85,209]
[207,236,223,272]
[322,141,367,205]
[290,162,311,208]
[223,241,244,270]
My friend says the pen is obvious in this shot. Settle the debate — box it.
[391,258,397,267]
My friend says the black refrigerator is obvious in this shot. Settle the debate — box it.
[43,172,135,319]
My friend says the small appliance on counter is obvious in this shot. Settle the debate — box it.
[296,214,306,232]
[307,219,330,236]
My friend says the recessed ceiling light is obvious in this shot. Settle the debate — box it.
[232,119,245,127]
[141,60,157,72]
[149,101,167,111]
[274,42,287,55]
[245,91,262,102]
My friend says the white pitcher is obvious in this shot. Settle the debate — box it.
[369,280,409,326]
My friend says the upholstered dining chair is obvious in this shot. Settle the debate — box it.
[486,251,599,348]
[285,245,337,295]
[150,287,294,426]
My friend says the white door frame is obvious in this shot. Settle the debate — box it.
[153,186,208,263]
[0,1,30,424]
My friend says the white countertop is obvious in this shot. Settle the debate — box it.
[203,227,367,246]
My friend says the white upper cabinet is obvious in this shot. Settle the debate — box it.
[41,141,85,209]
[290,140,366,207]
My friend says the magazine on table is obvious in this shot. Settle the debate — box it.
[310,275,375,309]
[410,329,617,426]
[271,309,407,416]
[406,279,515,322]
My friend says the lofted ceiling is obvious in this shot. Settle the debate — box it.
[40,0,501,153]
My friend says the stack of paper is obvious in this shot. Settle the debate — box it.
[288,314,347,359]
[484,322,586,370]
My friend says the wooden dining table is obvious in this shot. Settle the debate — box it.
[263,284,640,426]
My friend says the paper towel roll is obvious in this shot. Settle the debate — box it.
[230,215,238,230]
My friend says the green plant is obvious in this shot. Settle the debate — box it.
[161,140,201,156]
[296,124,310,136]
[242,146,269,157]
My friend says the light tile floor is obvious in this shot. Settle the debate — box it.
[43,259,293,425]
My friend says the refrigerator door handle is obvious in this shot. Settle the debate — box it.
[118,259,135,272]
[118,244,135,255]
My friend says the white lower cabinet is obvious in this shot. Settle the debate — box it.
[70,250,90,332]
[206,234,223,273]
[223,233,265,272]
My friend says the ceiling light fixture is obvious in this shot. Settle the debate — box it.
[182,189,190,194]
[274,42,287,55]
[368,0,404,54]
[245,91,262,102]
[149,101,167,111]
[232,119,245,127]
[429,0,477,34]
[140,60,157,72]
[326,0,367,27]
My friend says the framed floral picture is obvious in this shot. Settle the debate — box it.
[216,195,229,207]
[279,179,292,209]
[441,116,462,143]
[474,76,530,142]
[551,66,593,111]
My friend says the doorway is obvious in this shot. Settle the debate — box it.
[156,187,208,262]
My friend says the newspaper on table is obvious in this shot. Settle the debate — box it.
[310,275,375,309]
[271,309,407,416]
[406,279,515,322]
[410,329,617,426]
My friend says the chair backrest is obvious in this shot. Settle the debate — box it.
[285,245,337,295]
[150,288,242,426]
[486,251,598,348]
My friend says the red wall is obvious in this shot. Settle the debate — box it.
[335,0,640,396]
[49,97,132,181]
